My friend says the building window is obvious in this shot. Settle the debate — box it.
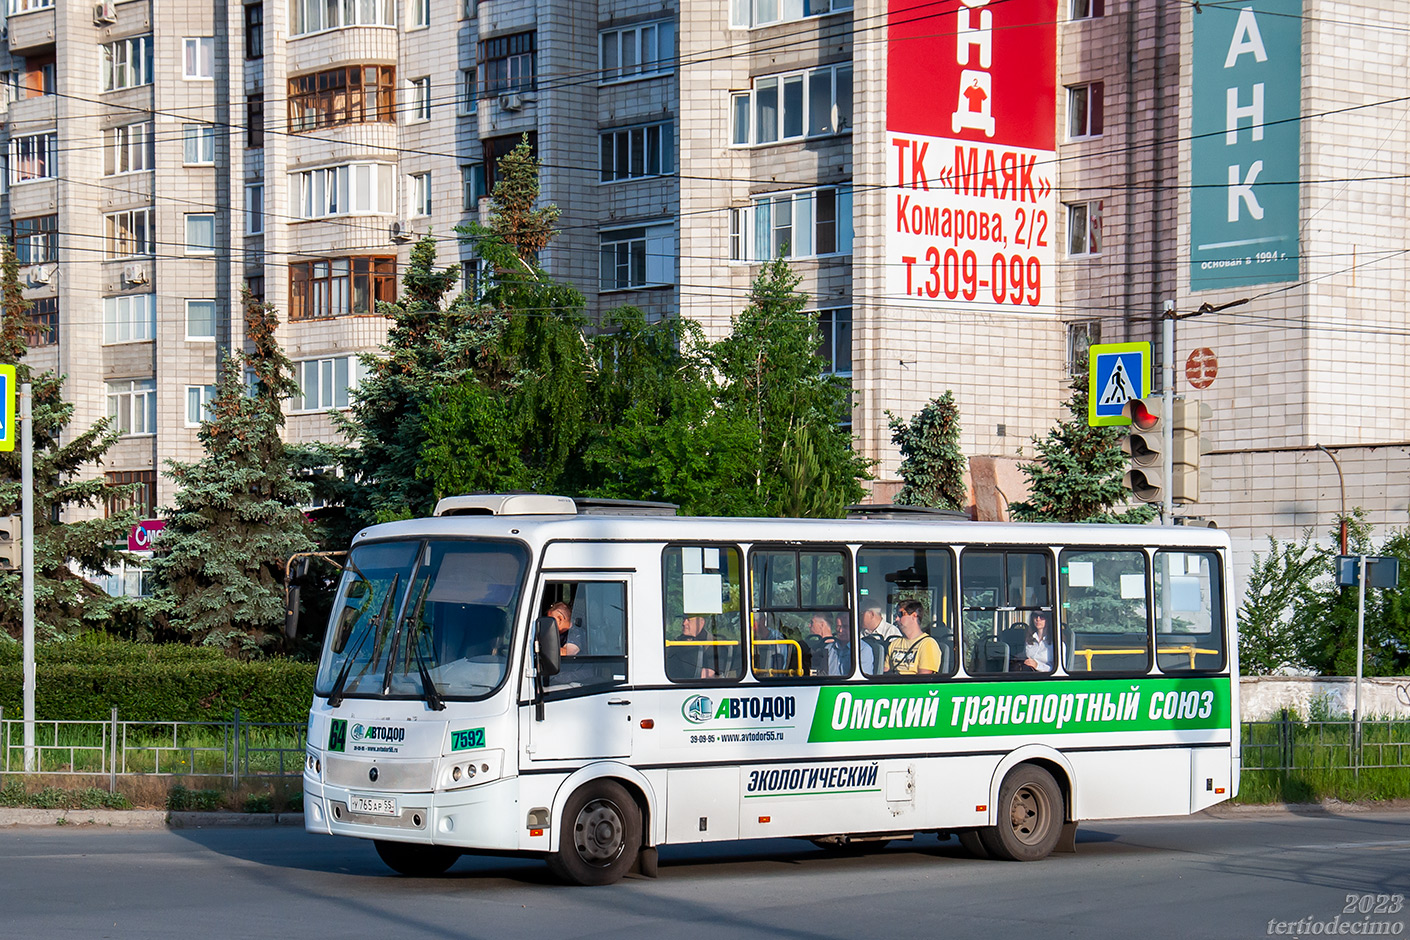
[186,299,217,340]
[817,307,852,376]
[288,256,396,320]
[409,0,429,28]
[247,95,264,148]
[1069,0,1104,19]
[182,124,216,164]
[732,0,851,28]
[104,122,153,175]
[104,209,155,259]
[100,36,154,92]
[245,3,264,58]
[25,297,57,348]
[458,67,478,115]
[107,379,157,435]
[246,274,266,301]
[1067,200,1101,256]
[8,0,56,12]
[21,54,55,98]
[599,21,675,83]
[599,222,674,291]
[293,356,366,411]
[479,32,535,96]
[287,66,395,132]
[105,470,157,518]
[103,294,156,344]
[599,122,674,182]
[12,215,57,265]
[409,172,431,216]
[461,163,486,209]
[246,183,265,235]
[186,385,218,426]
[731,185,854,262]
[291,0,395,35]
[185,214,216,254]
[732,64,851,146]
[289,163,395,219]
[1067,82,1104,139]
[183,38,215,80]
[8,132,57,185]
[1066,320,1101,376]
[482,132,535,191]
[409,76,430,120]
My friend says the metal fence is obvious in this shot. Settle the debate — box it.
[1241,714,1410,772]
[0,708,306,788]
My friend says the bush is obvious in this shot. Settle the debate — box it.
[243,794,273,814]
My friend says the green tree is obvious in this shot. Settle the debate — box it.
[1007,367,1156,524]
[887,391,967,510]
[147,292,316,654]
[0,243,134,641]
[1238,533,1324,675]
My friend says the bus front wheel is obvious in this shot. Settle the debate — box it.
[978,764,1064,862]
[374,839,461,876]
[548,780,642,886]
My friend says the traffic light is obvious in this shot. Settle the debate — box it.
[1120,397,1163,503]
[1169,398,1212,503]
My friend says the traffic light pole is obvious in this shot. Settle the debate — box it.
[21,382,34,774]
[1161,304,1175,523]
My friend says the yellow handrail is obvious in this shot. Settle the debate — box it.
[750,638,804,677]
[1071,645,1220,670]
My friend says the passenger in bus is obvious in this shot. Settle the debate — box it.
[807,614,847,676]
[666,614,717,680]
[1020,611,1053,672]
[547,601,585,656]
[885,600,941,675]
[752,614,798,676]
[858,606,901,674]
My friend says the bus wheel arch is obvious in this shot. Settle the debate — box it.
[548,764,658,885]
[986,746,1074,823]
[978,749,1074,862]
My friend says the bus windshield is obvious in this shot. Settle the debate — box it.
[314,539,528,701]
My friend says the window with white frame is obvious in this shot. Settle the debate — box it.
[9,0,55,12]
[185,213,215,254]
[599,121,674,182]
[105,123,153,175]
[186,299,217,340]
[409,76,430,120]
[459,67,478,115]
[104,208,154,259]
[290,0,395,35]
[599,222,674,291]
[183,38,215,80]
[1067,82,1104,139]
[246,183,264,234]
[293,356,365,411]
[409,172,431,216]
[1066,320,1101,376]
[100,36,153,92]
[817,307,852,375]
[185,384,218,426]
[462,163,486,209]
[106,379,157,435]
[102,293,156,344]
[479,32,535,95]
[1069,0,1104,19]
[182,124,215,164]
[289,163,395,219]
[730,185,853,262]
[1067,200,1101,256]
[409,0,429,27]
[731,63,851,146]
[599,20,675,82]
[731,0,851,29]
[9,132,56,185]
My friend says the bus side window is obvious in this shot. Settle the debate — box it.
[541,580,629,691]
[1060,549,1150,674]
[750,547,853,680]
[855,545,956,678]
[1154,550,1225,672]
[662,545,744,682]
[961,549,1052,675]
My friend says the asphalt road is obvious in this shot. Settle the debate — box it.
[4,809,1410,940]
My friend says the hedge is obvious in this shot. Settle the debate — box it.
[0,639,316,723]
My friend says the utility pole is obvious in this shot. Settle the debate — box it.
[21,382,34,773]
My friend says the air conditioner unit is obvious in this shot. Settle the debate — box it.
[26,264,53,286]
[499,93,524,112]
[123,263,149,285]
[93,1,117,25]
[389,219,414,242]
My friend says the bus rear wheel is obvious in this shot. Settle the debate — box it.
[978,764,1064,862]
[374,839,461,876]
[548,780,641,886]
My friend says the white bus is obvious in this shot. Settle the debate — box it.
[299,494,1238,884]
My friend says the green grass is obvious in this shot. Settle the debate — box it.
[0,781,132,809]
[1238,717,1410,803]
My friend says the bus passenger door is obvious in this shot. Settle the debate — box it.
[523,577,634,762]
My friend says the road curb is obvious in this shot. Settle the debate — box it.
[0,809,304,829]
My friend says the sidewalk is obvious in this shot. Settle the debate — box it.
[0,809,305,829]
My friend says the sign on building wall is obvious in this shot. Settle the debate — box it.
[886,0,1056,313]
[1189,0,1301,291]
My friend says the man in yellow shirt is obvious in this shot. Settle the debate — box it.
[886,600,940,675]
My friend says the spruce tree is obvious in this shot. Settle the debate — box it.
[887,391,968,510]
[147,292,316,653]
[1007,367,1157,524]
[0,243,134,640]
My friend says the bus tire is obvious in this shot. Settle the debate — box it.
[978,764,1064,862]
[548,780,641,886]
[373,839,461,876]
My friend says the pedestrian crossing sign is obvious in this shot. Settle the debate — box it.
[0,365,13,452]
[1087,343,1151,427]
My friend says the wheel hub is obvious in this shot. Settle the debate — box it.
[574,800,624,863]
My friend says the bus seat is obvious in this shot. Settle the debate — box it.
[935,637,954,675]
[862,635,888,674]
[981,638,1009,673]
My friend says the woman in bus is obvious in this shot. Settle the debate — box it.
[1021,611,1053,672]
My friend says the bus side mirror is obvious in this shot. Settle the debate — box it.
[536,616,561,677]
[284,584,301,638]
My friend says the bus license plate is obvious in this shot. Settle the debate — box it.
[350,794,397,817]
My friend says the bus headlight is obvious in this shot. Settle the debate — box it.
[305,753,322,778]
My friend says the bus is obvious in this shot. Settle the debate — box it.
[297,494,1238,885]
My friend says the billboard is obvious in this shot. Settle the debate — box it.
[1189,0,1301,291]
[886,0,1057,312]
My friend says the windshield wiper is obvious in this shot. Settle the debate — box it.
[402,576,445,711]
[328,573,398,707]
